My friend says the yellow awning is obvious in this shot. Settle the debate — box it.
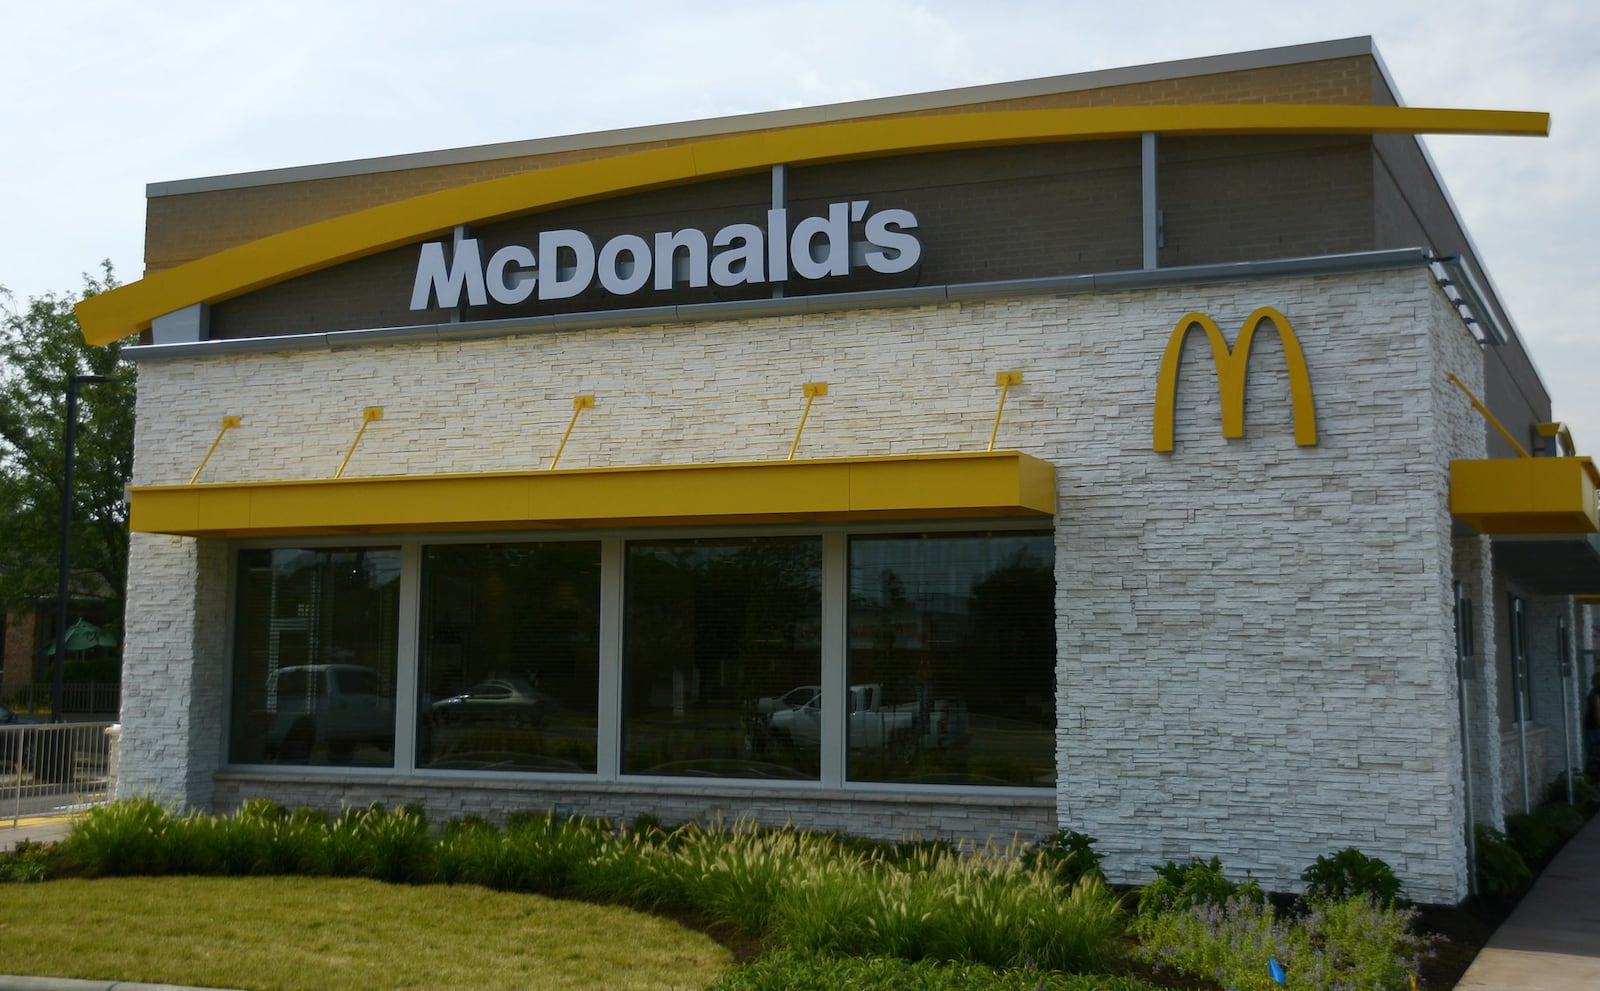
[129,451,1057,538]
[1450,457,1600,535]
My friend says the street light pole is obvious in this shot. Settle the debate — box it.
[52,373,116,723]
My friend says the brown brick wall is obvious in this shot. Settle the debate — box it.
[145,56,1380,272]
[2,607,40,697]
[1157,135,1374,266]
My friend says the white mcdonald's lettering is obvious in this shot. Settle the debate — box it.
[409,200,921,311]
[1152,306,1318,452]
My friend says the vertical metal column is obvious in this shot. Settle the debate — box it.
[1454,582,1478,895]
[1511,596,1531,813]
[1141,133,1159,270]
[1559,615,1575,803]
[771,164,787,298]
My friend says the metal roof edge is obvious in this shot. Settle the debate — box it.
[122,247,1428,363]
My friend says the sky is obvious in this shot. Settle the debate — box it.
[1,0,1596,445]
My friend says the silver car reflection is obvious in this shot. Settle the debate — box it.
[430,677,563,728]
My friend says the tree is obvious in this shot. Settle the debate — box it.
[0,264,137,646]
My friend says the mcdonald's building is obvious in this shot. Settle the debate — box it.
[79,37,1600,904]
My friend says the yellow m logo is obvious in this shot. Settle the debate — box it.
[1152,307,1317,452]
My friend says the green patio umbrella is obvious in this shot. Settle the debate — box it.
[41,618,119,655]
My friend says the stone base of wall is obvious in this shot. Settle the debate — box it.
[212,773,1056,848]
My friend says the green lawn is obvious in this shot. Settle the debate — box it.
[0,875,732,990]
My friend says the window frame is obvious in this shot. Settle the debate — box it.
[222,519,1055,796]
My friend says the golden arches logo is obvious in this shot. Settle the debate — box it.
[1152,306,1317,452]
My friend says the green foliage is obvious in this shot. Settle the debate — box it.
[1022,829,1105,886]
[655,820,833,934]
[1532,801,1586,841]
[316,802,435,882]
[770,840,1125,972]
[1503,812,1559,863]
[1137,856,1264,916]
[0,267,137,631]
[711,952,1163,991]
[1546,771,1600,808]
[0,839,52,882]
[57,796,175,875]
[513,812,615,895]
[1473,824,1532,896]
[1298,847,1405,905]
[1134,894,1431,991]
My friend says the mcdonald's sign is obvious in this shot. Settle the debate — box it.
[1152,306,1317,452]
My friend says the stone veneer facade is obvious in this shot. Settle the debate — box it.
[119,265,1498,902]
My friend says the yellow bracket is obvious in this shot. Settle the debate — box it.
[189,415,242,485]
[1536,421,1577,457]
[550,395,596,470]
[1447,374,1529,458]
[335,406,384,479]
[788,382,828,460]
[988,371,1022,452]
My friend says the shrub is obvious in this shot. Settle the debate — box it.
[1023,829,1105,886]
[1135,893,1430,991]
[1299,847,1404,905]
[1503,812,1559,863]
[0,839,51,883]
[1532,801,1585,842]
[1545,771,1599,808]
[1137,856,1263,917]
[1474,824,1532,896]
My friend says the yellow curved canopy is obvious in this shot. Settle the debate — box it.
[77,103,1549,346]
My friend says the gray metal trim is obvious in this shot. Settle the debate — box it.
[1142,132,1158,270]
[124,247,1433,363]
[147,38,1376,198]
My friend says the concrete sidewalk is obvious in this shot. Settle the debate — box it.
[1455,811,1600,990]
[0,814,78,851]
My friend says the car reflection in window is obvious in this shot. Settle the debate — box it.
[430,677,564,729]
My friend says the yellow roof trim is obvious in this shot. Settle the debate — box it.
[1450,456,1600,535]
[128,451,1057,538]
[78,103,1548,345]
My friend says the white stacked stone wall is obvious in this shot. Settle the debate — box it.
[1452,535,1504,831]
[124,267,1476,900]
[117,531,229,807]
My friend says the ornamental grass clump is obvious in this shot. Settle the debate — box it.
[770,838,1126,973]
[57,796,174,876]
[661,820,842,935]
[499,810,615,897]
[711,951,1164,991]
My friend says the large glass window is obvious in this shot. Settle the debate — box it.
[417,542,602,772]
[847,532,1055,786]
[229,547,401,766]
[623,536,822,779]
